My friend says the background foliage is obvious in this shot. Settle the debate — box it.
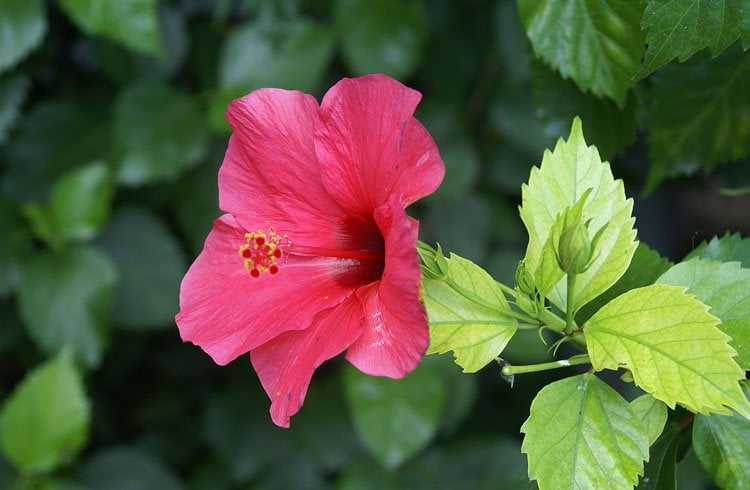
[1,0,749,488]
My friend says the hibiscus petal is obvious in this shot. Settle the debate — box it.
[220,89,346,249]
[175,214,356,365]
[251,295,365,427]
[316,74,445,215]
[345,199,428,377]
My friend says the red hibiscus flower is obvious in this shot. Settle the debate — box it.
[175,74,444,427]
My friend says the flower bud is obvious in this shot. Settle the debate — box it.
[417,241,449,280]
[514,260,536,296]
[556,217,594,274]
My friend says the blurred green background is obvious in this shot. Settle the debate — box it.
[1,0,748,488]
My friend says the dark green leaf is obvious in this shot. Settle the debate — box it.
[518,0,645,107]
[96,208,186,330]
[645,46,750,192]
[2,100,109,202]
[0,352,90,474]
[0,0,46,73]
[18,246,117,367]
[56,0,164,56]
[693,382,750,490]
[114,81,208,186]
[637,421,692,489]
[344,361,445,469]
[531,59,638,159]
[0,74,30,144]
[686,232,750,267]
[335,0,426,79]
[638,0,750,78]
[210,20,334,131]
[78,447,183,490]
[578,242,673,323]
[291,376,362,472]
[0,196,31,297]
[203,386,294,482]
[48,162,114,243]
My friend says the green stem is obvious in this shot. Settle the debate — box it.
[500,355,590,376]
[495,281,517,299]
[565,273,576,335]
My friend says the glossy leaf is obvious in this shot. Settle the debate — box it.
[96,208,186,330]
[18,246,117,367]
[518,0,644,107]
[344,361,445,469]
[335,0,426,79]
[645,46,750,191]
[638,0,750,78]
[658,258,750,369]
[693,382,750,489]
[586,284,750,418]
[0,0,46,73]
[422,251,517,373]
[686,232,750,267]
[0,352,90,474]
[521,373,649,489]
[0,74,30,144]
[631,394,669,445]
[114,81,208,186]
[56,0,164,56]
[519,117,637,311]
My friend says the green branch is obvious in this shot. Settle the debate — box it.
[500,355,591,376]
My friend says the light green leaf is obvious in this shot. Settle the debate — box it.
[518,0,645,107]
[49,162,114,243]
[637,0,750,78]
[686,232,750,267]
[658,258,750,369]
[210,20,334,132]
[531,59,638,160]
[19,246,117,367]
[55,0,163,56]
[344,360,445,469]
[692,381,750,490]
[631,394,669,445]
[521,373,649,489]
[0,0,46,74]
[0,74,30,144]
[586,284,750,418]
[422,251,517,373]
[519,117,637,312]
[645,46,750,192]
[96,208,186,330]
[0,352,90,474]
[335,0,426,79]
[578,242,673,323]
[114,81,208,186]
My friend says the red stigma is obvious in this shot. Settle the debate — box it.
[238,228,287,278]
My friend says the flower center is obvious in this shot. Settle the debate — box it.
[238,228,287,278]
